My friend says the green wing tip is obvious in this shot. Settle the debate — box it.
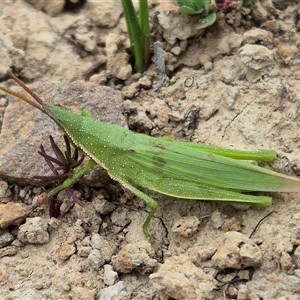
[254,196,272,208]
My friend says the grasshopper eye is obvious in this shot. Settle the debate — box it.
[53,117,65,129]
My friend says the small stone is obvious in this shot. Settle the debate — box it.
[128,111,153,131]
[0,245,17,258]
[106,34,132,80]
[243,29,273,46]
[0,203,31,229]
[199,54,211,66]
[138,76,152,88]
[111,241,156,274]
[212,231,262,269]
[88,1,122,27]
[237,284,250,300]
[239,44,274,70]
[87,249,105,270]
[239,243,262,267]
[280,251,292,270]
[89,72,108,85]
[284,275,300,293]
[26,0,65,16]
[276,44,298,65]
[204,61,213,71]
[172,216,200,238]
[0,231,14,248]
[93,236,116,262]
[198,244,218,261]
[150,255,216,300]
[221,216,242,232]
[122,100,137,114]
[211,210,224,229]
[97,281,128,300]
[238,270,252,281]
[276,237,293,254]
[156,8,203,45]
[0,181,12,203]
[17,217,49,244]
[90,233,103,249]
[48,217,61,229]
[66,225,86,244]
[226,285,238,299]
[122,82,139,99]
[265,20,280,33]
[77,246,92,258]
[57,243,76,261]
[73,203,102,233]
[92,195,116,215]
[171,46,181,55]
[251,1,268,24]
[103,264,118,286]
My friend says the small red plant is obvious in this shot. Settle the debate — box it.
[216,0,240,11]
[35,135,85,217]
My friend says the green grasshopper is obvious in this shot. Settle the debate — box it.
[1,71,300,240]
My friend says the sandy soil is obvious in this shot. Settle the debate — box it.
[1,0,300,299]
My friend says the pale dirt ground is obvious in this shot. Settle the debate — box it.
[1,0,300,299]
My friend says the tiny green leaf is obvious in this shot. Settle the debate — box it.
[177,0,207,15]
[195,11,217,29]
[180,5,204,15]
[242,0,251,7]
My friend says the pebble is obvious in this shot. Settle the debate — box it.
[280,251,292,270]
[172,216,200,238]
[87,249,105,270]
[0,202,31,229]
[106,34,132,80]
[212,231,262,269]
[0,231,14,247]
[243,28,273,46]
[0,246,17,258]
[98,281,128,300]
[17,217,49,244]
[111,241,156,274]
[92,195,116,215]
[57,243,76,261]
[0,181,12,203]
[239,44,274,70]
[199,54,211,66]
[103,264,118,286]
[150,255,216,300]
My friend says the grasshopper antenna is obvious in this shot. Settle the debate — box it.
[0,70,44,111]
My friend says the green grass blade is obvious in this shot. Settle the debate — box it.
[121,0,144,71]
[139,0,150,67]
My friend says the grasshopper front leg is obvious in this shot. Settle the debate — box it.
[45,159,97,203]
